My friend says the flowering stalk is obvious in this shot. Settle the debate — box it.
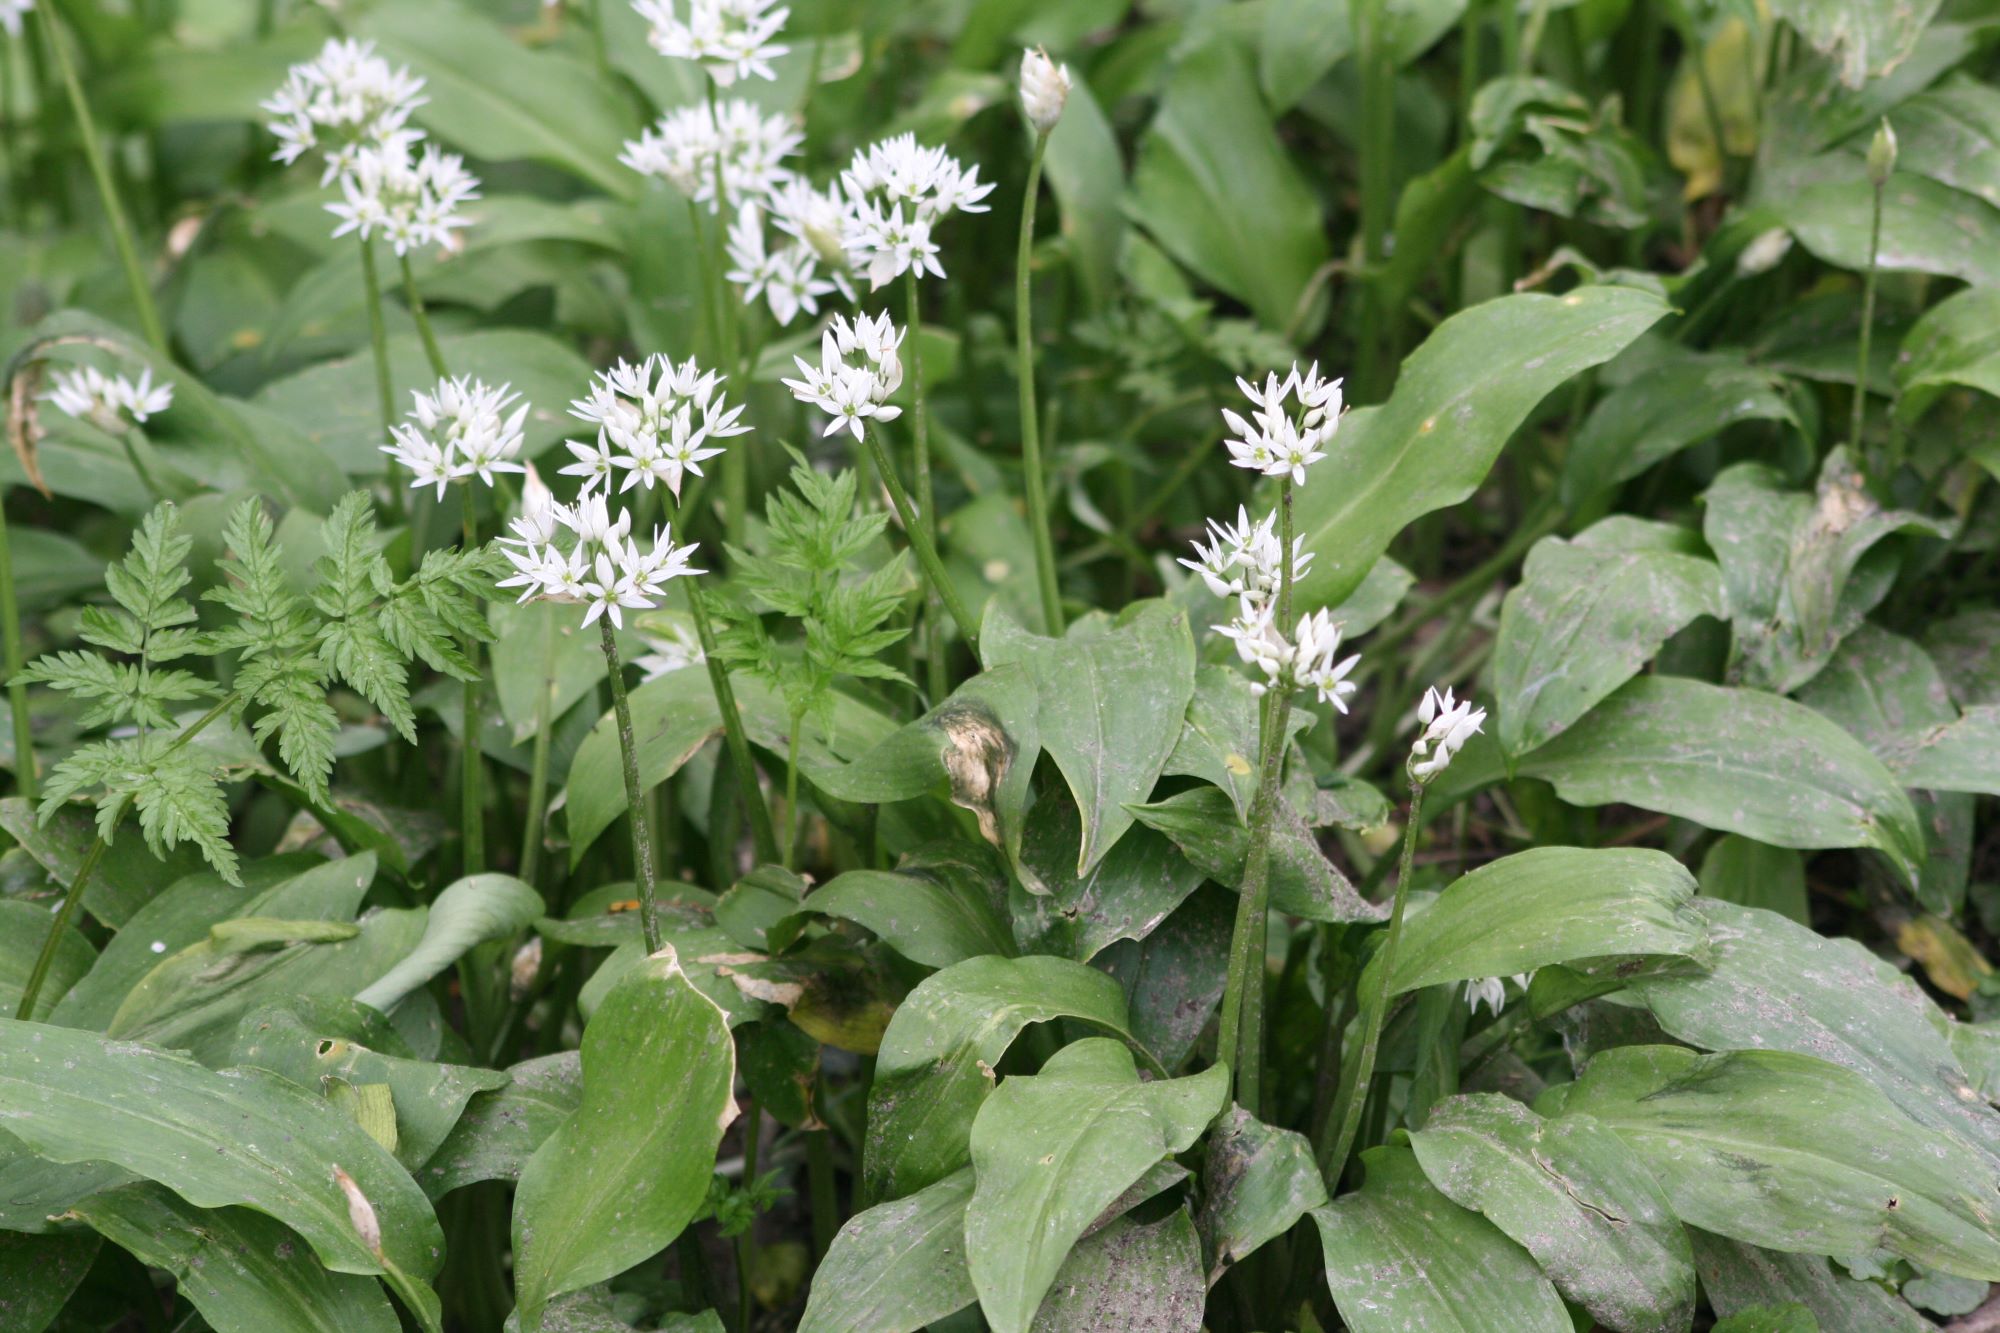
[36,6,166,352]
[358,237,398,501]
[865,423,978,654]
[399,252,450,380]
[678,553,782,867]
[1859,117,1895,464]
[904,269,947,696]
[599,617,663,952]
[460,502,486,874]
[13,694,233,1021]
[1015,130,1062,634]
[519,616,559,885]
[1320,687,1486,1182]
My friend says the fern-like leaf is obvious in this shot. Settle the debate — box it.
[131,741,239,884]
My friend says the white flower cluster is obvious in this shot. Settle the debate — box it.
[633,0,790,87]
[327,139,481,257]
[620,100,802,212]
[1185,363,1360,709]
[261,38,426,185]
[498,474,704,631]
[1224,362,1344,485]
[1466,972,1532,1017]
[1410,686,1486,781]
[837,133,995,290]
[45,366,174,431]
[0,1,34,40]
[559,355,750,500]
[635,621,705,681]
[783,311,905,441]
[726,201,837,326]
[383,377,529,498]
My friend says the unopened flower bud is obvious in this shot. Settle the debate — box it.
[1867,118,1898,186]
[1020,47,1071,136]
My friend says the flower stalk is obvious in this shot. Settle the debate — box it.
[904,269,948,697]
[399,252,450,380]
[358,236,399,505]
[599,617,663,952]
[1859,118,1894,465]
[1015,129,1063,634]
[37,5,167,353]
[862,423,980,654]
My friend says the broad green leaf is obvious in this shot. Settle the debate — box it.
[101,28,327,126]
[1127,40,1328,330]
[0,795,206,928]
[736,1019,818,1129]
[797,1168,978,1333]
[7,527,106,612]
[231,1005,507,1169]
[1291,285,1669,607]
[1260,0,1351,109]
[566,664,895,864]
[1096,885,1234,1070]
[108,907,427,1066]
[1628,898,2000,1166]
[0,899,95,1021]
[964,1039,1226,1333]
[1561,352,1800,505]
[1381,847,1708,994]
[1691,1230,1935,1332]
[490,599,609,746]
[1697,835,1809,924]
[354,874,544,1012]
[1162,665,1308,824]
[1409,1094,1696,1332]
[1494,517,1726,756]
[420,1052,580,1200]
[1039,75,1125,309]
[1127,786,1381,924]
[1196,1107,1328,1285]
[806,863,1015,970]
[1765,0,1941,87]
[1895,284,2000,421]
[1514,677,1926,881]
[1774,173,2000,286]
[0,1229,98,1333]
[1312,1146,1571,1332]
[1926,610,2000,708]
[714,865,808,953]
[511,946,736,1330]
[1028,1209,1205,1332]
[0,1021,443,1321]
[70,1184,399,1333]
[1892,706,2000,796]
[1702,454,1947,693]
[983,602,1196,877]
[1712,1306,1821,1332]
[1542,1045,2000,1280]
[1889,74,2000,208]
[355,0,638,196]
[863,955,1141,1201]
[0,1131,134,1233]
[1015,790,1205,960]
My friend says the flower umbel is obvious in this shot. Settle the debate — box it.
[1222,361,1343,484]
[326,139,481,256]
[562,355,750,500]
[1020,48,1071,135]
[620,100,801,213]
[838,133,994,288]
[1410,685,1486,781]
[783,311,907,441]
[498,489,705,630]
[383,376,529,497]
[45,366,174,432]
[262,38,426,184]
[633,0,791,87]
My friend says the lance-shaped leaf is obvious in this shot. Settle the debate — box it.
[964,1039,1227,1333]
[1029,1209,1206,1333]
[1163,665,1310,824]
[1515,677,1926,881]
[804,855,1015,970]
[1702,453,1948,694]
[1097,885,1235,1070]
[1409,1094,1696,1333]
[1765,0,1941,87]
[0,898,95,1021]
[1311,1146,1572,1332]
[1196,1107,1328,1285]
[1015,789,1206,960]
[0,1229,98,1332]
[1926,610,2000,709]
[1629,898,2000,1166]
[1540,1045,2000,1281]
[863,955,1143,1201]
[1690,1229,1935,1332]
[0,1020,443,1323]
[420,1052,580,1200]
[354,874,544,1013]
[1378,846,1708,995]
[1127,786,1381,924]
[982,602,1197,877]
[797,1168,977,1333]
[1494,518,1726,757]
[511,946,736,1331]
[69,1183,400,1333]
[1895,283,2000,422]
[1290,285,1668,607]
[1561,353,1801,505]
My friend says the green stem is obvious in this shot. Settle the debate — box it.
[460,506,485,877]
[584,0,613,83]
[119,428,170,503]
[1015,132,1063,635]
[1322,776,1427,1183]
[1856,176,1885,463]
[862,424,979,655]
[599,617,662,953]
[518,616,559,885]
[14,695,232,1021]
[0,493,33,803]
[783,709,803,871]
[904,269,947,698]
[736,1099,763,1333]
[398,252,449,379]
[37,6,166,352]
[807,1127,839,1259]
[359,238,397,480]
[1356,0,1398,396]
[675,559,782,867]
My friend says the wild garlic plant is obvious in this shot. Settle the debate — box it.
[11,494,493,1019]
[43,365,179,503]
